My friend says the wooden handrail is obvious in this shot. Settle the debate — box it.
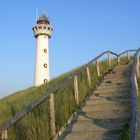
[0,51,117,131]
[130,48,140,140]
[119,49,137,56]
[0,49,138,139]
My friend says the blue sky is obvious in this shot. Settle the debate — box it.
[0,0,140,98]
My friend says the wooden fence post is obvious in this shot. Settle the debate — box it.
[86,66,91,87]
[108,51,111,67]
[136,55,140,78]
[117,56,120,65]
[96,60,100,77]
[0,130,8,140]
[74,76,79,105]
[48,93,56,136]
[127,50,130,62]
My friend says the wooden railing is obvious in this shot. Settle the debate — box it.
[130,48,140,140]
[0,49,138,140]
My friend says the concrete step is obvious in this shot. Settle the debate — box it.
[90,95,130,102]
[103,79,130,84]
[104,78,130,81]
[111,68,130,72]
[96,87,130,93]
[110,71,129,74]
[100,81,131,86]
[71,120,125,131]
[93,89,130,94]
[111,66,130,70]
[111,69,130,73]
[63,131,120,140]
[81,103,130,112]
[85,98,130,105]
[111,70,130,74]
[105,76,130,80]
[89,95,130,103]
[98,85,131,90]
[97,84,131,90]
[77,110,130,120]
[76,115,130,122]
[113,65,130,69]
[89,93,130,101]
[105,73,130,78]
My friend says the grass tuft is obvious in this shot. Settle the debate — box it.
[119,123,130,140]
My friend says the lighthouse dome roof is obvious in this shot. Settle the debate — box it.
[37,12,50,25]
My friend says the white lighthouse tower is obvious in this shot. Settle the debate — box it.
[32,11,53,86]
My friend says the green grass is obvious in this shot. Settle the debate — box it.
[0,59,116,140]
[119,56,130,65]
[119,123,130,140]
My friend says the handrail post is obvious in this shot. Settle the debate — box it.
[96,60,100,77]
[74,76,79,105]
[127,50,130,62]
[136,55,140,78]
[108,51,111,67]
[86,66,91,87]
[117,55,120,65]
[0,130,8,140]
[48,93,56,136]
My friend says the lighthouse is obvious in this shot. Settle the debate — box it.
[32,11,53,86]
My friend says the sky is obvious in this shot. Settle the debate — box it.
[0,0,140,98]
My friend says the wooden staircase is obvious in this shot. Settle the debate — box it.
[59,64,131,140]
[1,49,139,140]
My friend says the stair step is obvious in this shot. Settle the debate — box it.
[111,70,130,74]
[77,110,130,120]
[104,76,129,79]
[90,96,130,102]
[90,90,130,99]
[71,120,125,131]
[104,78,130,81]
[97,84,130,90]
[112,67,130,70]
[100,82,131,87]
[105,74,130,79]
[95,88,129,93]
[114,65,130,69]
[63,131,120,140]
[103,79,130,84]
[86,98,131,105]
[76,115,130,122]
[111,69,130,72]
[81,103,130,112]
[86,98,130,105]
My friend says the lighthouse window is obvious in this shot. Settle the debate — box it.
[44,79,47,83]
[44,49,47,53]
[43,26,46,29]
[48,27,50,30]
[44,63,47,68]
[39,26,42,29]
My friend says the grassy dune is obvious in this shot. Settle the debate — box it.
[0,59,117,140]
